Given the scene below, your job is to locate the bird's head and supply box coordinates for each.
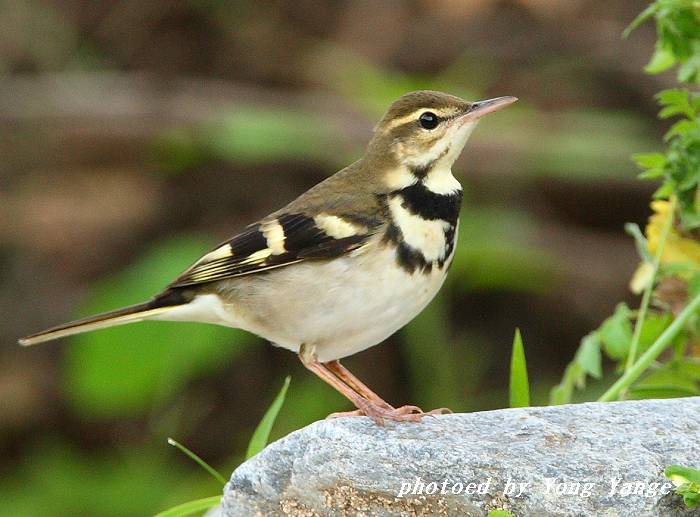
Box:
[368,90,517,177]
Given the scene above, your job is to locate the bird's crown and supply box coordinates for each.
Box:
[376,90,470,131]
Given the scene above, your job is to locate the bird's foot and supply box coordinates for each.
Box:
[391,405,452,420]
[327,403,452,425]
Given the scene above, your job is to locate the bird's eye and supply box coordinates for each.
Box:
[418,111,439,130]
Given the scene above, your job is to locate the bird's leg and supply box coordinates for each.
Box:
[324,360,393,410]
[324,360,451,418]
[298,345,384,422]
[298,345,444,425]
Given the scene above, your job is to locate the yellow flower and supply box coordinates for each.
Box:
[647,200,700,266]
[630,200,700,294]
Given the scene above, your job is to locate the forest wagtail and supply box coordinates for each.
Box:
[20,91,517,424]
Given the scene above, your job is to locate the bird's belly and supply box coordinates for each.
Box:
[218,243,451,362]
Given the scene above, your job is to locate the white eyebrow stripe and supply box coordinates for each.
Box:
[383,109,425,130]
[382,108,454,131]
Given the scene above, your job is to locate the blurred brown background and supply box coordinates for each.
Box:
[0,1,671,515]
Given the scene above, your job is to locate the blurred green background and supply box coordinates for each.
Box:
[0,0,676,515]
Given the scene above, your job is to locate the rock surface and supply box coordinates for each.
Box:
[221,398,700,516]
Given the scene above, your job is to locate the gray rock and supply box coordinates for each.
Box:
[221,398,700,516]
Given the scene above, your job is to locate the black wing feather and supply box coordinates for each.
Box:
[169,213,377,288]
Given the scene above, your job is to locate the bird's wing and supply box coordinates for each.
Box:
[168,212,381,288]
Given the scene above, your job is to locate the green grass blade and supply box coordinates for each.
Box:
[153,495,222,517]
[167,438,226,486]
[509,328,530,408]
[245,376,291,460]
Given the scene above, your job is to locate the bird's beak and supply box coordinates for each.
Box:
[460,96,518,121]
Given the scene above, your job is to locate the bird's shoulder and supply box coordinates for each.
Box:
[168,161,388,288]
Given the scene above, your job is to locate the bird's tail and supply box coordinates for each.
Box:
[19,291,188,346]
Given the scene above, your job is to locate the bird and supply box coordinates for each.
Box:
[20,90,516,424]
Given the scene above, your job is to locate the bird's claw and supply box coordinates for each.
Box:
[327,402,452,425]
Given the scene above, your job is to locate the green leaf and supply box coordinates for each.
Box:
[653,181,675,199]
[632,358,700,399]
[666,465,700,486]
[639,168,665,180]
[678,53,700,83]
[660,105,687,119]
[245,376,291,459]
[486,511,515,517]
[631,2,700,83]
[657,88,690,107]
[680,207,700,230]
[599,304,633,360]
[598,290,700,402]
[629,384,699,398]
[63,235,255,418]
[678,358,700,379]
[680,490,700,509]
[680,209,700,231]
[665,119,697,139]
[549,362,581,405]
[637,312,673,353]
[509,329,530,408]
[645,46,677,74]
[633,152,666,171]
[153,496,222,517]
[576,333,603,379]
[665,465,700,509]
[549,332,602,405]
